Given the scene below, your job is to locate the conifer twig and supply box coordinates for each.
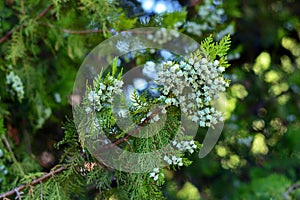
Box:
[0,4,54,44]
[0,166,65,199]
[102,106,166,149]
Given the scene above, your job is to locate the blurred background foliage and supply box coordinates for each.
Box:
[0,0,300,199]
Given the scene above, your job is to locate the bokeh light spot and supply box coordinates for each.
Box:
[253,52,271,75]
[251,133,269,155]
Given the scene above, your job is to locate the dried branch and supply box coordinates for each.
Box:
[102,106,166,149]
[0,166,65,199]
[35,4,54,21]
[0,4,54,44]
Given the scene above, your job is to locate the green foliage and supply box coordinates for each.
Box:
[240,173,291,199]
[161,10,187,28]
[0,0,299,199]
[112,12,138,30]
[201,34,231,62]
[6,31,26,65]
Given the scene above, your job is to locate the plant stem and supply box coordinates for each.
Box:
[0,4,54,44]
[101,106,167,149]
[1,135,25,176]
[0,166,65,199]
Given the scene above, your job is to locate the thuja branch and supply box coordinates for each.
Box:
[102,106,166,149]
[0,166,65,199]
[0,3,54,44]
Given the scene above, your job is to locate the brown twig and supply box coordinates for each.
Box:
[0,4,54,44]
[35,4,54,21]
[101,106,165,150]
[0,166,65,199]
